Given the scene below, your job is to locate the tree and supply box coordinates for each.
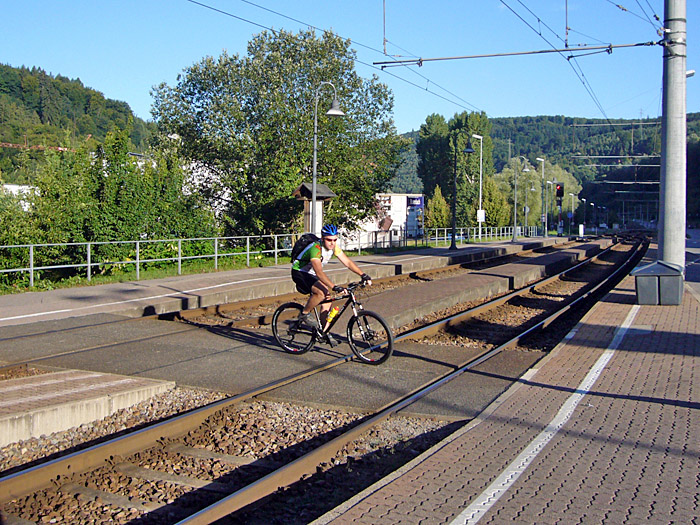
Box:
[424,185,450,229]
[479,176,510,227]
[151,29,405,236]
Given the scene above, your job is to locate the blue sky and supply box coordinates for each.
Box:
[2,1,697,133]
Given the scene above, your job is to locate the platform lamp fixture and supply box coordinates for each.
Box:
[536,157,546,237]
[312,81,345,236]
[569,193,575,235]
[450,136,475,250]
[513,156,530,242]
[581,197,587,231]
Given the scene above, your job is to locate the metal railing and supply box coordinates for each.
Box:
[0,225,537,286]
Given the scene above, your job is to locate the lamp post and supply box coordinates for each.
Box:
[312,81,344,235]
[536,157,545,237]
[450,136,475,250]
[513,156,529,242]
[569,193,575,235]
[590,202,595,233]
[473,134,483,241]
[525,184,536,237]
[581,197,587,233]
[546,180,555,236]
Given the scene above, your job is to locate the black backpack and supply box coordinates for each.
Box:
[291,233,319,261]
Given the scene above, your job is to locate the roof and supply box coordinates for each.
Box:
[293,183,337,201]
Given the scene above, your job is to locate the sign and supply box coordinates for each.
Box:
[477,209,486,223]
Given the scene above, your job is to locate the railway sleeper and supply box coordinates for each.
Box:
[163,442,279,470]
[113,462,232,494]
[58,481,162,511]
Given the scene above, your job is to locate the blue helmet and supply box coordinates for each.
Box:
[321,224,338,237]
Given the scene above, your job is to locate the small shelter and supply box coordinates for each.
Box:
[293,182,337,234]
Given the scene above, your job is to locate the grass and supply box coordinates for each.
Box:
[0,243,433,295]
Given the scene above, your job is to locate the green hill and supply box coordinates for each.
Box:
[0,63,155,183]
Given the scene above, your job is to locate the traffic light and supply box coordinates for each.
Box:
[556,183,564,206]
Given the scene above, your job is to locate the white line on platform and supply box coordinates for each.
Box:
[450,304,640,525]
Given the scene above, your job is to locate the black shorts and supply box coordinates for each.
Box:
[292,270,320,295]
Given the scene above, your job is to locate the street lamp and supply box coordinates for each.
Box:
[473,134,483,241]
[536,157,545,237]
[546,180,556,236]
[312,81,345,235]
[568,193,575,235]
[525,184,536,237]
[450,136,475,250]
[513,156,529,242]
[590,202,595,232]
[581,197,587,232]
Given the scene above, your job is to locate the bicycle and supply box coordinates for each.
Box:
[271,281,394,365]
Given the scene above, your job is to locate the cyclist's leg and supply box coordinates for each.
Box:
[292,271,324,328]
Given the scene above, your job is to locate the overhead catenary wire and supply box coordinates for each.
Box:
[185,0,483,117]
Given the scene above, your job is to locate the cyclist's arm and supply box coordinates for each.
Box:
[336,251,370,282]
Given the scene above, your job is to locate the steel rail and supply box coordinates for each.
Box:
[398,240,623,341]
[177,237,646,524]
[0,353,352,504]
[0,237,638,514]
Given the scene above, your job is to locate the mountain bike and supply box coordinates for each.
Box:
[271,281,394,365]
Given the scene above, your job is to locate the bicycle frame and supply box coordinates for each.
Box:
[312,283,365,334]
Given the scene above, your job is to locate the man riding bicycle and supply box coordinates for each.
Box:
[291,224,371,329]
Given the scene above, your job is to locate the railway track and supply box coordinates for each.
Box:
[0,235,646,524]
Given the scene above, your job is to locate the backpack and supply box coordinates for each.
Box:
[291,233,320,261]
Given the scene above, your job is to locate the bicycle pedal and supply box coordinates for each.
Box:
[325,334,339,348]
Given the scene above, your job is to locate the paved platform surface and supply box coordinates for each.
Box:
[313,239,700,524]
[0,370,174,447]
[0,238,572,443]
[0,238,564,328]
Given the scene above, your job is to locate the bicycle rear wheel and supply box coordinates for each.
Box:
[347,310,394,365]
[272,302,316,354]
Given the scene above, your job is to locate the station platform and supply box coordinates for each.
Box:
[0,238,567,329]
[313,243,700,524]
[0,237,572,444]
[0,370,174,447]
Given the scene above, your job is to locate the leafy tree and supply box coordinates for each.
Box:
[478,176,510,227]
[424,185,450,229]
[416,114,450,200]
[417,111,494,227]
[151,29,405,236]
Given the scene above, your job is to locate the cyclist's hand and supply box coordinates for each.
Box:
[332,285,345,293]
[360,273,372,286]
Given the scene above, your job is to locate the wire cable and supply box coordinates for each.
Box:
[192,0,484,116]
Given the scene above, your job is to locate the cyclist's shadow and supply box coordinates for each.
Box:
[182,319,346,358]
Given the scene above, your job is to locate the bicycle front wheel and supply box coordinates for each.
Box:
[272,302,316,354]
[347,310,394,365]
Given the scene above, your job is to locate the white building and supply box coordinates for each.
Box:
[1,184,34,211]
[348,193,424,251]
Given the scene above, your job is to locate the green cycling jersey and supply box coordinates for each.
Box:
[292,241,343,275]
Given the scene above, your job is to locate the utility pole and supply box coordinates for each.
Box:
[659,0,687,271]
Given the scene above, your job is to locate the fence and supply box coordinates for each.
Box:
[0,225,538,287]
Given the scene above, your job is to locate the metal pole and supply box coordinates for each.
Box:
[450,137,458,250]
[473,134,483,242]
[569,193,575,235]
[659,0,687,269]
[537,158,546,237]
[312,92,319,236]
[311,81,343,237]
[512,163,518,242]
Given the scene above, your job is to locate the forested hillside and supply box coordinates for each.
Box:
[391,114,700,223]
[0,64,155,183]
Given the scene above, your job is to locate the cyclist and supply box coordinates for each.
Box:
[292,224,371,329]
